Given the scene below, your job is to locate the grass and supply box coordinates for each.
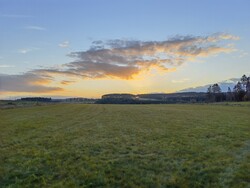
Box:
[0,103,250,187]
[0,100,52,109]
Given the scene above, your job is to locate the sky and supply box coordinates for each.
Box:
[0,0,250,99]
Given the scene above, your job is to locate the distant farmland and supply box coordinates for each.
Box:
[0,103,249,187]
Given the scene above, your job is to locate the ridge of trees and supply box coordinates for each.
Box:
[20,97,52,102]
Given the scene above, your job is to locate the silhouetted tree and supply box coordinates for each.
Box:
[246,80,250,93]
[206,84,224,102]
[212,83,221,93]
[241,75,248,90]
[226,87,233,101]
[245,77,250,100]
[212,83,224,102]
[206,85,213,102]
[233,82,245,101]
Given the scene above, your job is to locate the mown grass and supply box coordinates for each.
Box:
[0,103,249,187]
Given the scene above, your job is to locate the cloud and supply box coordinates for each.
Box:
[239,51,249,58]
[0,64,15,68]
[59,41,70,48]
[0,73,63,93]
[18,47,39,54]
[25,26,46,31]
[60,80,75,85]
[36,33,238,80]
[1,33,239,93]
[18,48,31,54]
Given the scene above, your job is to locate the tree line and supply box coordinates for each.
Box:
[207,74,250,102]
[20,97,52,102]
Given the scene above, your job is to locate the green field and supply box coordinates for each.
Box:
[0,103,250,187]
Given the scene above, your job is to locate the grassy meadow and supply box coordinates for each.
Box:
[0,103,250,187]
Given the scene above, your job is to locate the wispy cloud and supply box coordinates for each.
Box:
[34,33,238,80]
[0,64,15,68]
[25,26,46,31]
[60,80,75,85]
[239,51,249,58]
[18,47,39,54]
[18,49,31,54]
[59,41,70,48]
[0,73,62,93]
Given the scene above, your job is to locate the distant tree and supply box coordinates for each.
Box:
[212,83,221,93]
[206,86,213,102]
[246,80,250,93]
[206,84,224,102]
[207,85,212,93]
[233,82,245,101]
[245,77,250,100]
[226,87,233,101]
[212,83,224,102]
[241,74,248,90]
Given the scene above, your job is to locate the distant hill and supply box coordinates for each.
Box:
[98,92,207,104]
[138,92,206,100]
[178,78,239,92]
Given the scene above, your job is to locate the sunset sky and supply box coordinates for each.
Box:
[0,0,250,99]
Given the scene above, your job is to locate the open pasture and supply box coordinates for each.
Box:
[0,103,249,187]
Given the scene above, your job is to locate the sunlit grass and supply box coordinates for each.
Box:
[0,103,249,187]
